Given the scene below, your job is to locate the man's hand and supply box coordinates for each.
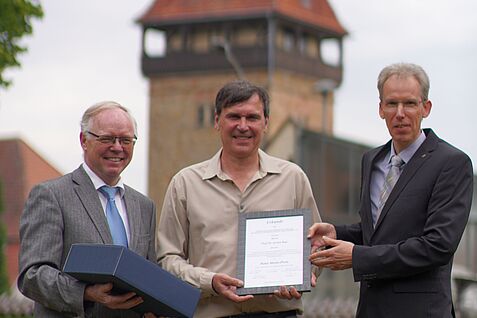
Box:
[309,236,354,270]
[84,283,143,310]
[307,222,337,252]
[212,273,254,303]
[273,286,301,300]
[311,267,322,287]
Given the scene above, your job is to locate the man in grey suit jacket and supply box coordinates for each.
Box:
[308,63,473,317]
[18,101,156,317]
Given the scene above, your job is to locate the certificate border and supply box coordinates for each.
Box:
[236,208,312,295]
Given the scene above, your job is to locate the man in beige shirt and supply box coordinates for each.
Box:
[157,80,321,318]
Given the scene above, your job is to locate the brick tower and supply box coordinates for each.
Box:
[138,0,347,210]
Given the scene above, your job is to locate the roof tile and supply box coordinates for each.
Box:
[139,0,347,35]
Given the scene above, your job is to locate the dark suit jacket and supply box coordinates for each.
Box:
[336,129,473,318]
[18,166,156,318]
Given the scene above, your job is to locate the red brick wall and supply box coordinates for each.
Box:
[0,138,62,285]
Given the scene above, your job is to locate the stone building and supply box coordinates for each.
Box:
[137,0,348,210]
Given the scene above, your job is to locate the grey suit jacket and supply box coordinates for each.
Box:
[336,129,473,317]
[18,166,156,318]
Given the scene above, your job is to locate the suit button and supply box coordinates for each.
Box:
[367,282,372,288]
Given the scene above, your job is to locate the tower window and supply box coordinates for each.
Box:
[282,29,295,52]
[144,28,166,57]
[197,104,205,128]
[168,31,183,52]
[320,38,341,67]
[192,30,209,53]
[210,105,216,126]
[298,33,318,58]
[298,35,306,55]
[197,104,215,128]
[234,26,258,46]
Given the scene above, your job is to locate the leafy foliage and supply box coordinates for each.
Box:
[0,0,43,89]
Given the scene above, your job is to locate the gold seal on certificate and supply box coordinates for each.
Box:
[236,209,312,295]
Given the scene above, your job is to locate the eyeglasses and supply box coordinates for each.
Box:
[381,99,423,113]
[86,131,137,146]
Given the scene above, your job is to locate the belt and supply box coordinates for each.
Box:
[222,310,297,318]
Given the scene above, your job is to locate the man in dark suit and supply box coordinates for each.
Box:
[308,63,473,317]
[18,101,156,317]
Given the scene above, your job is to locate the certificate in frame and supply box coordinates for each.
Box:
[236,208,312,295]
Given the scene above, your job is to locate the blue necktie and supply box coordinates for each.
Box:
[99,186,128,247]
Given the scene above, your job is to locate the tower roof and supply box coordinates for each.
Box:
[139,0,347,36]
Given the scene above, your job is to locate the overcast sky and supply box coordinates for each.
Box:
[1,0,476,194]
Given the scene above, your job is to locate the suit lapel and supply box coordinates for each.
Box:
[72,166,113,244]
[124,186,140,251]
[373,129,438,231]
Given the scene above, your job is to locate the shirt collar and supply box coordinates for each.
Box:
[82,162,125,197]
[202,148,282,180]
[388,130,426,165]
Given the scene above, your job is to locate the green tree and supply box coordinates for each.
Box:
[0,180,8,293]
[0,0,43,89]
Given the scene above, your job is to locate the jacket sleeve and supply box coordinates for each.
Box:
[352,151,473,282]
[336,222,364,245]
[18,183,87,316]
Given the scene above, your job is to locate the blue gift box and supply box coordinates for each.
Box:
[63,244,200,317]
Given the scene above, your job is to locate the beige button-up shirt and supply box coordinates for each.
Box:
[157,149,321,318]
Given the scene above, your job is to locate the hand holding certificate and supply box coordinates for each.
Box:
[236,209,312,295]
